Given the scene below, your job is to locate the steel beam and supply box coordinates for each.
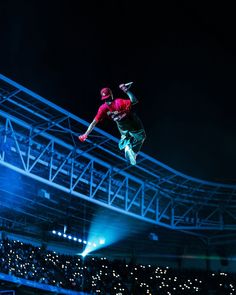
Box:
[0,73,236,231]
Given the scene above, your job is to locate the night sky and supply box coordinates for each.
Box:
[0,0,235,183]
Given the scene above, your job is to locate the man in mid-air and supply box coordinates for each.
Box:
[79,82,146,165]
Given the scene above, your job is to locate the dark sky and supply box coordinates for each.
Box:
[0,0,236,184]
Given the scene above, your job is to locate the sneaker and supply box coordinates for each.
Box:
[125,146,136,165]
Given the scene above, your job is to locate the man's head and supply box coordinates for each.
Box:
[100,87,113,103]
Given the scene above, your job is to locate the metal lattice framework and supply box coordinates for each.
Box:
[0,73,236,232]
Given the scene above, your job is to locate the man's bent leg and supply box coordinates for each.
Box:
[117,128,136,165]
[124,145,137,165]
[117,128,130,151]
[129,129,146,154]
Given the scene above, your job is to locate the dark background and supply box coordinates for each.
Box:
[0,0,235,183]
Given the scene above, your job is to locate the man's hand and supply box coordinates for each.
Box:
[119,82,133,92]
[119,84,129,92]
[78,134,88,142]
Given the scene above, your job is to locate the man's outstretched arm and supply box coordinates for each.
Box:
[78,119,97,142]
[126,90,138,105]
[119,83,138,105]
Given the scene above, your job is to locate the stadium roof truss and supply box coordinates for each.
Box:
[0,73,236,235]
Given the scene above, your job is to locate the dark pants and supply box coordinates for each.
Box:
[117,127,146,154]
[116,112,146,154]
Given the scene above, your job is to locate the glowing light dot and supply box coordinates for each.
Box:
[99,239,105,245]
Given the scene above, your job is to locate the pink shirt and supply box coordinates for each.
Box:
[94,98,131,123]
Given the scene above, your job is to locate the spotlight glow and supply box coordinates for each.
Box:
[82,210,143,256]
[81,251,88,258]
[99,239,105,245]
[51,231,98,253]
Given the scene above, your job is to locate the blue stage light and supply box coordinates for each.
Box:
[51,230,100,250]
[81,251,87,257]
[81,209,144,256]
[99,239,105,245]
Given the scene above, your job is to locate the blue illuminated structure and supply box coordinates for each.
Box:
[0,73,236,234]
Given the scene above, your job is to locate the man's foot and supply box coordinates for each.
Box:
[125,146,136,165]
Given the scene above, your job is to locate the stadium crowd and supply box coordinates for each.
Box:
[0,238,235,294]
